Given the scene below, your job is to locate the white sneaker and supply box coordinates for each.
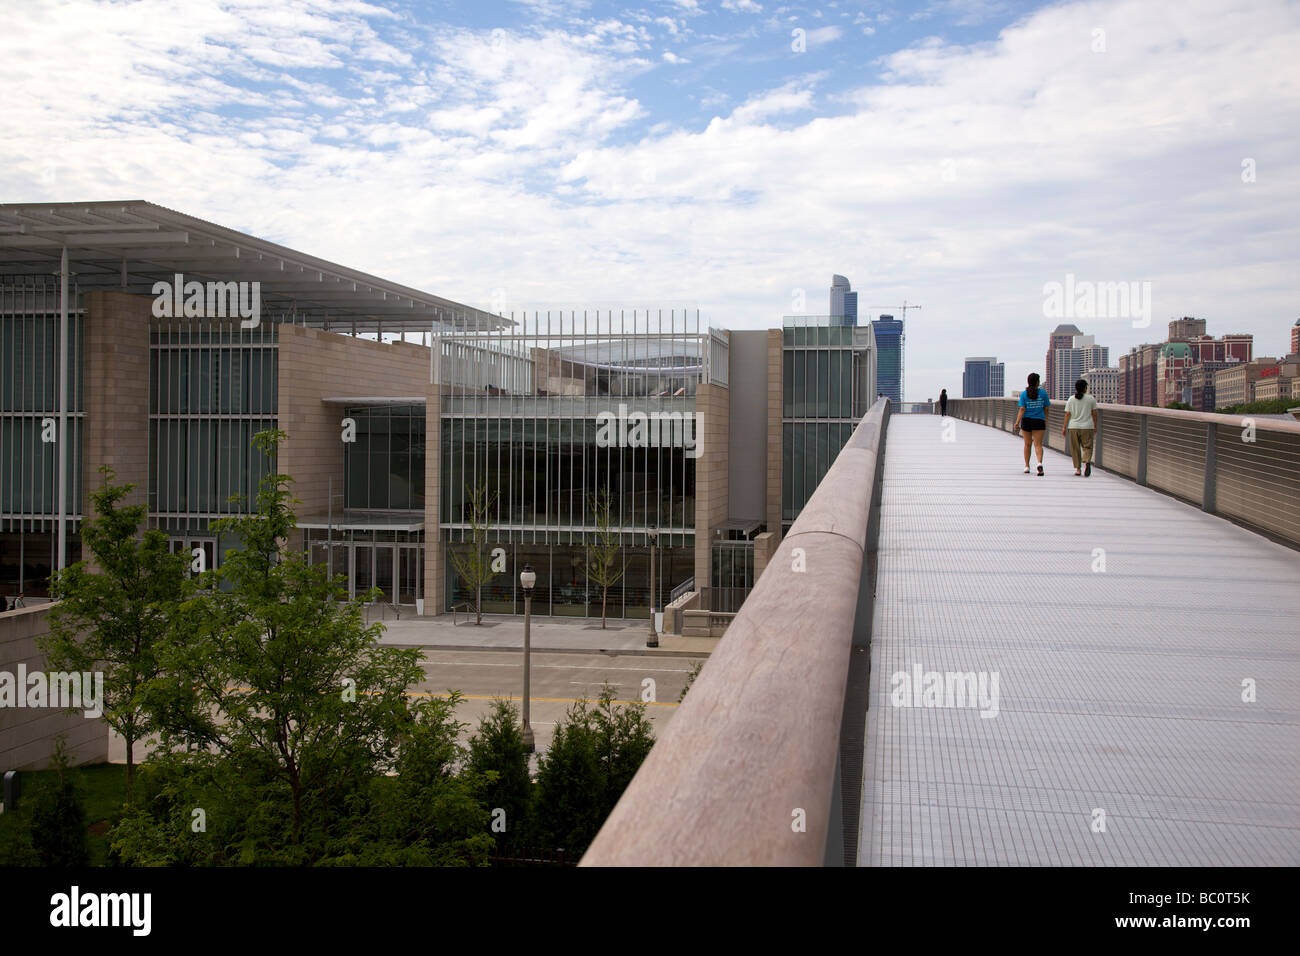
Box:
[1023,466,1031,474]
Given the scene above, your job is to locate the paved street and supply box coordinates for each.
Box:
[108,633,707,765]
[414,649,700,759]
[372,611,716,656]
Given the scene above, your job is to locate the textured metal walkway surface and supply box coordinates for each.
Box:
[859,416,1300,866]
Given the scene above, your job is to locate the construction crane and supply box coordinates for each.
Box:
[866,301,922,319]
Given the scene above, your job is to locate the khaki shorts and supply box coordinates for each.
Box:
[1068,428,1095,468]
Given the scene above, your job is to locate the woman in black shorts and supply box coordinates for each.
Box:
[1012,372,1050,475]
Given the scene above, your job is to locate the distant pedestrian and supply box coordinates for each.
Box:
[939,388,948,417]
[1063,378,1099,476]
[1013,372,1050,475]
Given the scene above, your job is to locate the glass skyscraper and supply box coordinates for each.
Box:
[871,314,905,403]
[829,275,858,326]
[962,357,1005,398]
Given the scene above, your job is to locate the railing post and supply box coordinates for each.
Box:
[1137,414,1149,487]
[1202,422,1217,513]
[1094,412,1103,468]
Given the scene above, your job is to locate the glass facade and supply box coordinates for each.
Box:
[441,417,696,541]
[781,317,874,524]
[709,540,754,613]
[0,278,85,596]
[446,541,693,620]
[438,310,718,616]
[302,526,424,605]
[148,321,279,542]
[872,315,905,404]
[344,405,426,511]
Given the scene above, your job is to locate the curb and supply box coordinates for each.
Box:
[382,642,711,659]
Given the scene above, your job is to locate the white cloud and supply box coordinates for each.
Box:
[3,0,1299,400]
[722,0,764,12]
[806,25,843,45]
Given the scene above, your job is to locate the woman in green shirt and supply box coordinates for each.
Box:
[1062,379,1099,476]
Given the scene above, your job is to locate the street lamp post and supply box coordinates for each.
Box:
[646,526,659,648]
[520,565,536,753]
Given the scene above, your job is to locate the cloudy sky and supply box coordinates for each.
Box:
[3,0,1297,400]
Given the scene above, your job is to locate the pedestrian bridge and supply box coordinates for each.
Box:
[582,399,1300,866]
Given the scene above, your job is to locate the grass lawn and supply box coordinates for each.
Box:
[0,763,128,866]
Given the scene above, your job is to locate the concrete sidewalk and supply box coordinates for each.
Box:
[374,612,717,657]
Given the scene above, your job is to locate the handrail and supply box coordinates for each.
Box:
[668,577,695,603]
[364,599,402,621]
[581,398,889,866]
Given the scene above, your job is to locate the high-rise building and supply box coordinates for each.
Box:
[1185,332,1252,364]
[1117,322,1253,407]
[1187,360,1235,412]
[828,275,858,326]
[1254,355,1300,402]
[1081,367,1120,404]
[1213,358,1278,408]
[1045,323,1082,398]
[962,357,1005,397]
[1052,333,1108,400]
[1119,343,1162,406]
[1291,319,1299,356]
[1168,316,1208,341]
[871,314,905,403]
[1155,342,1195,406]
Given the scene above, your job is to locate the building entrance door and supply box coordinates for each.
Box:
[397,545,420,606]
[373,545,395,604]
[354,545,373,600]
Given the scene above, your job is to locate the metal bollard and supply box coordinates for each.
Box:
[3,770,18,812]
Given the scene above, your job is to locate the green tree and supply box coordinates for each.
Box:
[320,692,493,866]
[1216,397,1297,415]
[531,686,655,856]
[41,466,188,804]
[29,740,90,867]
[466,698,533,844]
[678,660,704,702]
[448,481,500,625]
[157,430,427,859]
[584,488,624,629]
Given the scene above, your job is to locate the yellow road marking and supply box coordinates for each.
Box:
[224,686,679,708]
[415,690,679,708]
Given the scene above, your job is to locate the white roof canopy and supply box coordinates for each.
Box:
[0,200,508,332]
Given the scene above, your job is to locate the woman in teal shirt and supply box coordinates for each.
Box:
[1012,372,1050,475]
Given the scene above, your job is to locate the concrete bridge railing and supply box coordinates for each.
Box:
[581,399,890,866]
[947,398,1300,549]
